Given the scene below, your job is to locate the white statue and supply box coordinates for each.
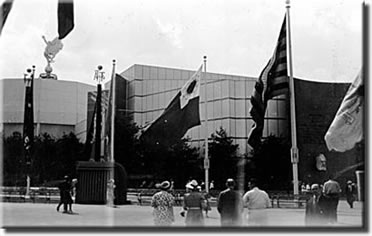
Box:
[42,36,63,64]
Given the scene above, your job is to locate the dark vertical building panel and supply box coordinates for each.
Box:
[294,78,363,188]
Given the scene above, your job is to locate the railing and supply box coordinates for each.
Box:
[1,186,309,208]
[1,186,60,203]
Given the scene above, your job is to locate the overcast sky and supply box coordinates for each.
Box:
[0,0,363,86]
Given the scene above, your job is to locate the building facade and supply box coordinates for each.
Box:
[1,78,95,141]
[121,64,288,155]
[119,64,363,189]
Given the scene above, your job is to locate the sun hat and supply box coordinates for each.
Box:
[185,180,198,190]
[156,181,171,190]
[311,184,319,190]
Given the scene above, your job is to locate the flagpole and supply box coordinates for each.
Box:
[107,59,116,207]
[203,55,210,193]
[286,0,299,196]
[110,59,116,163]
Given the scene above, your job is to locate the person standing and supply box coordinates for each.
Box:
[320,175,341,224]
[106,179,116,208]
[217,178,244,226]
[242,178,271,226]
[305,184,323,226]
[181,180,207,226]
[57,175,73,213]
[345,180,356,208]
[150,180,175,226]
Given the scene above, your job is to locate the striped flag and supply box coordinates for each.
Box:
[248,16,289,149]
[324,70,364,152]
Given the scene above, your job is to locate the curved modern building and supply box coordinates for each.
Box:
[0,78,95,141]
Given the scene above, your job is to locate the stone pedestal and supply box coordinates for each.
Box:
[76,161,114,204]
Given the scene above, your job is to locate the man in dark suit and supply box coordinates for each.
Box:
[217,178,243,226]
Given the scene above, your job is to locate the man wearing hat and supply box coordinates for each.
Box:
[217,178,244,226]
[57,175,73,213]
[150,180,175,226]
[305,184,323,226]
[182,180,207,226]
[345,180,356,208]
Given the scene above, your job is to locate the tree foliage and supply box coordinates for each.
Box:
[208,127,240,189]
[249,135,291,191]
[2,132,84,186]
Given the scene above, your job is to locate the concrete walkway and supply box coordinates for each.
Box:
[1,200,364,230]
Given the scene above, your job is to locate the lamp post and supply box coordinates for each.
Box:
[23,65,35,197]
[94,65,105,162]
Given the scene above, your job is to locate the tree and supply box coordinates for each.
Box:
[249,135,291,191]
[2,132,24,186]
[208,127,240,190]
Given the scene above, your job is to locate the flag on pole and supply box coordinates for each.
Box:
[23,70,35,165]
[324,70,364,152]
[58,0,74,40]
[0,0,13,35]
[140,65,202,147]
[248,16,289,149]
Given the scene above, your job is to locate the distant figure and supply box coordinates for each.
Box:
[151,181,175,226]
[217,178,243,226]
[345,180,357,208]
[106,179,116,207]
[202,190,212,218]
[319,175,341,224]
[301,183,307,194]
[242,178,271,226]
[210,180,215,190]
[57,175,73,213]
[181,180,207,226]
[305,184,324,226]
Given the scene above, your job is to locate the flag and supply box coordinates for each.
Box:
[324,70,364,152]
[140,65,202,147]
[58,0,74,40]
[23,70,35,165]
[0,0,14,35]
[248,16,288,149]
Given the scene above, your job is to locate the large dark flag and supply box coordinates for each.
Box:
[140,65,202,147]
[58,0,74,40]
[23,70,35,165]
[324,70,364,152]
[248,16,288,149]
[0,0,14,35]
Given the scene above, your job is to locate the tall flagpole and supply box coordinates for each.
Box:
[286,0,299,195]
[107,59,116,207]
[203,55,210,193]
[110,59,116,163]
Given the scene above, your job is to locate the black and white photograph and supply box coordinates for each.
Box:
[0,0,367,233]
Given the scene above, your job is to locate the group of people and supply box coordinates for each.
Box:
[150,178,271,227]
[150,175,358,227]
[305,176,357,226]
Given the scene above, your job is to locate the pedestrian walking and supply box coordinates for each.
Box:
[181,180,207,226]
[56,175,73,214]
[345,180,357,208]
[319,175,341,224]
[242,178,271,226]
[202,190,212,218]
[217,178,243,226]
[305,184,324,226]
[150,180,175,226]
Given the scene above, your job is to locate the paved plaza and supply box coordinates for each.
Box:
[1,199,365,231]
